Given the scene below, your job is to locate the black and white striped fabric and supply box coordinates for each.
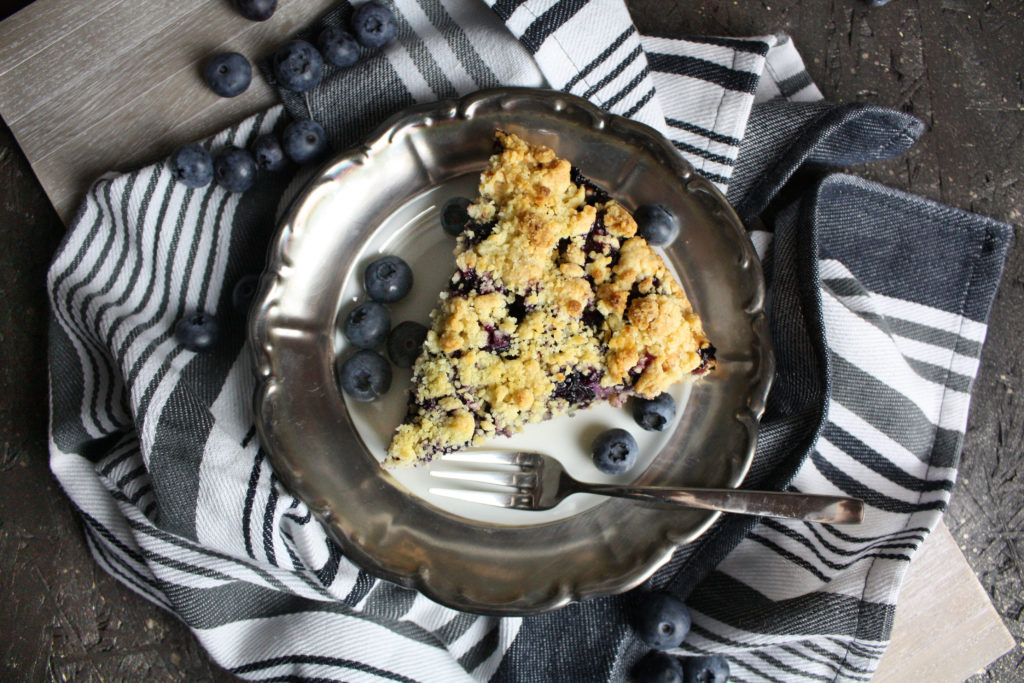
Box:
[47,1,1012,681]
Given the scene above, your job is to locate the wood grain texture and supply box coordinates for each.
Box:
[0,0,1021,680]
[0,0,336,220]
[875,524,1016,682]
[0,0,124,69]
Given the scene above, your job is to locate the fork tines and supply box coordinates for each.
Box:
[438,450,537,467]
[430,468,536,489]
[427,488,533,509]
[428,451,538,508]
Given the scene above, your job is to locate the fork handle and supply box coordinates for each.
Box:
[583,485,864,524]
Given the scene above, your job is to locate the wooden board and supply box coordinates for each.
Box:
[0,0,1016,679]
[875,523,1015,682]
[0,0,335,222]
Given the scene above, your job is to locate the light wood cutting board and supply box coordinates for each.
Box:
[0,0,335,221]
[0,0,1015,679]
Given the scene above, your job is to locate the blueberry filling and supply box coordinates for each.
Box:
[570,166,611,205]
[625,281,646,310]
[581,308,605,334]
[553,369,605,406]
[483,326,511,353]
[628,354,655,383]
[457,219,496,247]
[448,269,498,296]
[461,395,483,412]
[556,237,572,259]
[693,344,717,374]
[582,218,609,257]
[507,294,528,324]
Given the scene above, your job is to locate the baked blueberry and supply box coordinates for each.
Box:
[694,344,717,376]
[441,197,473,237]
[174,312,219,351]
[272,40,324,92]
[338,349,392,401]
[252,133,287,171]
[344,301,390,349]
[213,146,257,192]
[682,655,729,683]
[571,166,612,205]
[554,369,598,406]
[364,255,413,303]
[635,592,691,650]
[169,143,214,188]
[632,651,684,683]
[232,274,260,314]
[204,52,252,97]
[282,119,328,164]
[632,392,676,432]
[351,2,397,48]
[591,428,637,475]
[634,205,678,246]
[387,321,428,368]
[319,26,361,68]
[867,0,891,5]
[236,0,276,20]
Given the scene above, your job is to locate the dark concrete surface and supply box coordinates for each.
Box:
[1,0,1021,680]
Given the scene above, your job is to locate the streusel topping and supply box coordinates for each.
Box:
[386,132,714,467]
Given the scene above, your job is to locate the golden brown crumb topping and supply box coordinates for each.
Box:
[385,131,713,467]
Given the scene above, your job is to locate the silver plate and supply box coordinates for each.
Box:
[250,88,773,616]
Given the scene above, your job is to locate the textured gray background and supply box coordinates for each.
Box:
[1,0,1021,680]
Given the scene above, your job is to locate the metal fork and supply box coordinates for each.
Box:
[429,451,864,524]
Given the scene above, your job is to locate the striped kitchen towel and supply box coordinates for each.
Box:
[46,0,1012,681]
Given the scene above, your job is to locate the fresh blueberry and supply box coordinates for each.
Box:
[635,592,692,650]
[364,255,413,303]
[174,312,219,351]
[632,651,684,683]
[867,0,891,5]
[232,274,260,314]
[387,321,428,368]
[634,205,678,246]
[440,197,473,237]
[236,0,276,21]
[338,349,392,401]
[351,2,397,49]
[344,301,391,349]
[319,26,361,68]
[204,52,252,97]
[282,119,328,164]
[632,392,676,432]
[213,146,257,192]
[252,133,287,171]
[272,40,324,92]
[682,655,730,683]
[591,428,638,475]
[169,143,213,188]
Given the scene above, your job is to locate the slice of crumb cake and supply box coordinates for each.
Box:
[385,131,715,467]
